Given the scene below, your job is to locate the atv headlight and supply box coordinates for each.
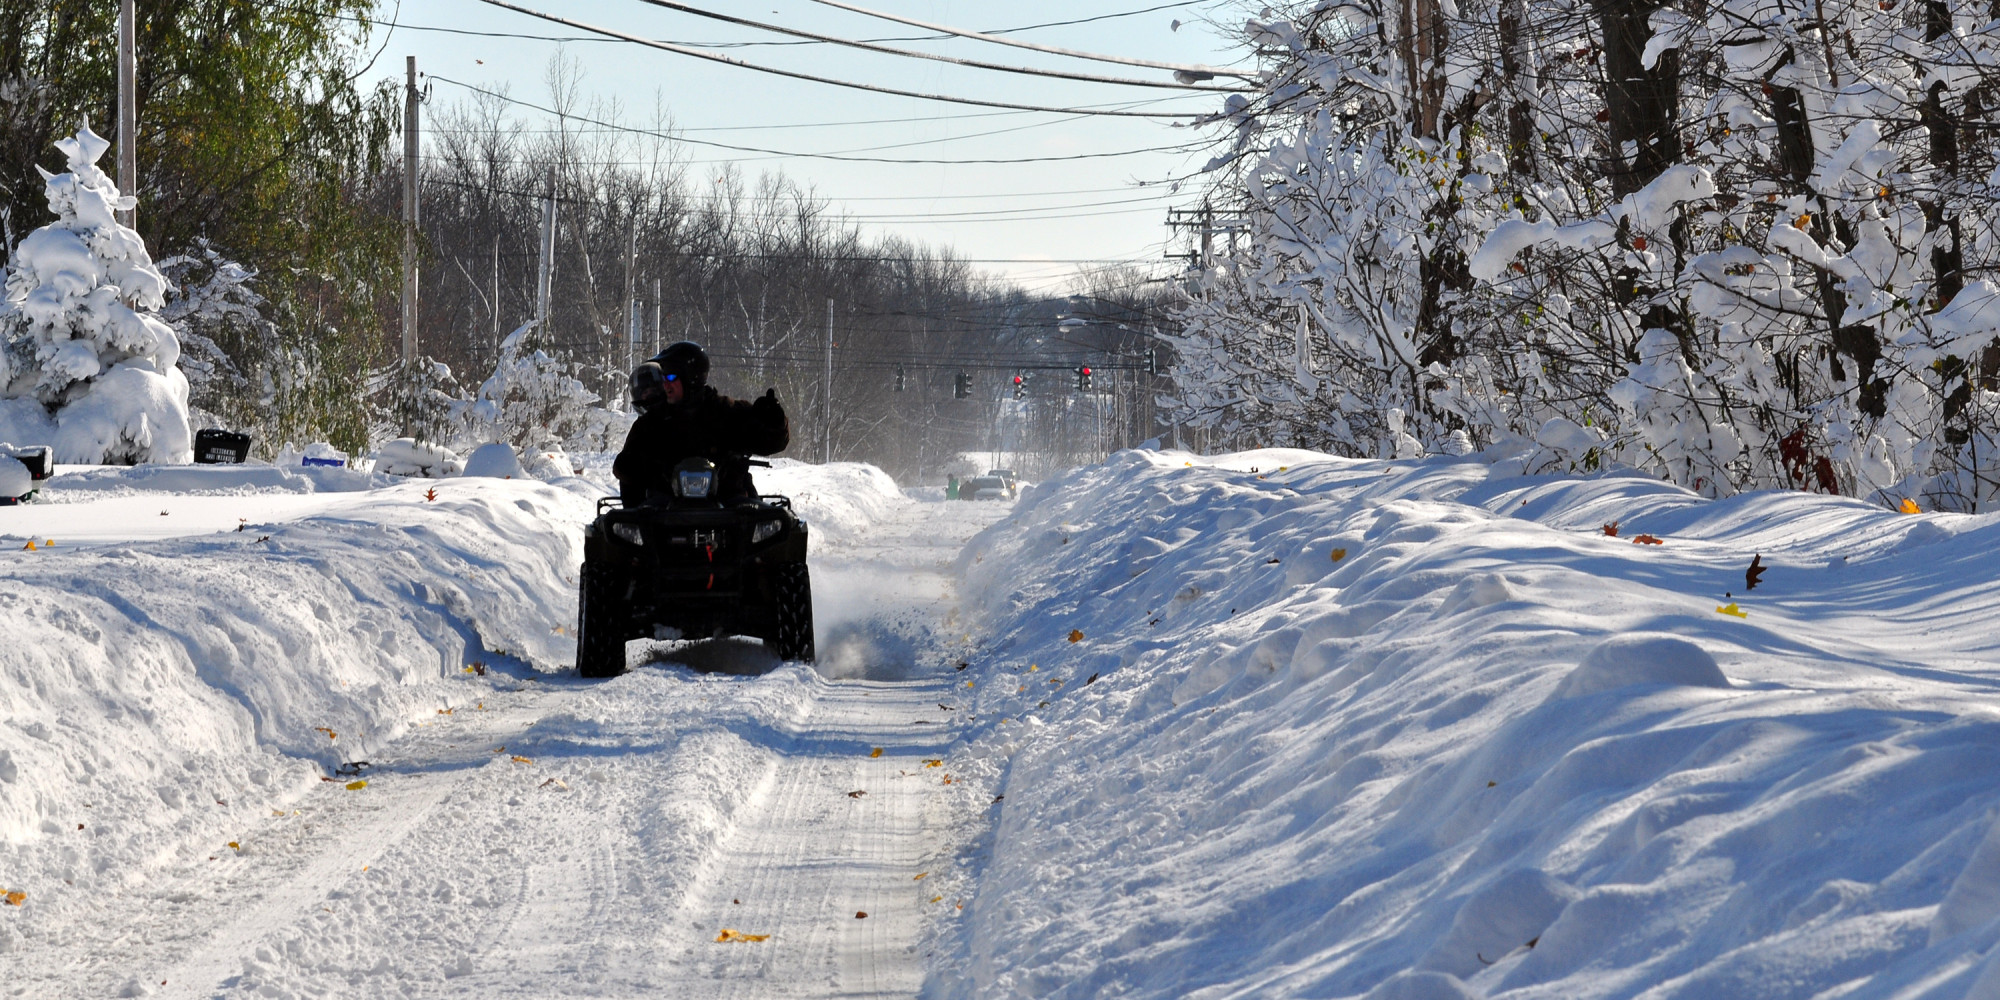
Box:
[677,468,715,498]
[611,522,645,545]
[751,519,783,544]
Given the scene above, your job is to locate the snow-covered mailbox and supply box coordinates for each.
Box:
[0,444,53,505]
[193,428,251,464]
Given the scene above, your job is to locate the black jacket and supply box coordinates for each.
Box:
[613,385,789,502]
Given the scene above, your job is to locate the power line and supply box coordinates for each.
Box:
[310,0,1217,49]
[626,0,1250,93]
[415,165,1175,216]
[466,0,1211,118]
[410,163,1172,201]
[807,0,1253,81]
[426,96,1205,136]
[430,76,1211,164]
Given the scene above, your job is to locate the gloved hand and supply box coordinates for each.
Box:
[753,388,781,416]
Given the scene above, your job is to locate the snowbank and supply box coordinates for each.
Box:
[930,447,2000,999]
[0,459,909,917]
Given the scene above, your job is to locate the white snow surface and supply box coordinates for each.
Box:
[6,446,2000,998]
[936,447,2000,999]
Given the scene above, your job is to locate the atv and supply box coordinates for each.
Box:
[575,457,814,677]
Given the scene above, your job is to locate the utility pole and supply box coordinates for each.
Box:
[401,56,420,364]
[823,298,834,465]
[535,175,555,333]
[650,277,662,357]
[491,234,501,353]
[622,223,639,367]
[117,0,135,229]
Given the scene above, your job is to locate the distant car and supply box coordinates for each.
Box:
[959,475,1013,501]
[986,468,1018,490]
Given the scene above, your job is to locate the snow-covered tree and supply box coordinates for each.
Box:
[1176,0,2000,508]
[159,241,283,448]
[446,321,632,455]
[0,124,191,464]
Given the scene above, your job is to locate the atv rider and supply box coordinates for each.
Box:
[613,341,790,503]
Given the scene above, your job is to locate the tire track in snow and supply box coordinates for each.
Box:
[137,703,549,1000]
[657,677,955,999]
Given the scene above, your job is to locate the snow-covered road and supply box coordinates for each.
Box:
[0,463,1010,999]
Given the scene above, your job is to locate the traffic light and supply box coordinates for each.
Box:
[1075,365,1093,391]
[1013,374,1025,399]
[954,371,972,399]
[895,364,906,392]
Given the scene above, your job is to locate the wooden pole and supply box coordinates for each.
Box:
[402,56,420,364]
[117,0,135,229]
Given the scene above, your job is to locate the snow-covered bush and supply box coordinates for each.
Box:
[373,437,462,478]
[447,321,632,455]
[159,241,281,447]
[0,124,191,464]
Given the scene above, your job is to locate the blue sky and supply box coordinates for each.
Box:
[361,0,1250,294]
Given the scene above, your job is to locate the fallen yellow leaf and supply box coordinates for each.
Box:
[3,890,23,906]
[1899,497,1920,514]
[1715,603,1748,618]
[966,680,975,688]
[716,929,770,943]
[437,708,453,715]
[1028,664,1037,672]
[1067,629,1085,643]
[345,780,368,790]
[931,895,943,903]
[1330,548,1348,562]
[21,541,34,551]
[870,747,884,758]
[511,755,531,764]
[491,747,505,753]
[227,841,240,851]
[314,727,337,741]
[914,872,929,880]
[924,759,943,768]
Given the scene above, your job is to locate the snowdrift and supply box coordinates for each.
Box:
[934,447,2000,1000]
[0,458,905,909]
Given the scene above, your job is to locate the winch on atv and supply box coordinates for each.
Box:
[575,457,814,677]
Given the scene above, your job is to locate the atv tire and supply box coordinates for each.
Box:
[772,563,815,663]
[576,564,626,678]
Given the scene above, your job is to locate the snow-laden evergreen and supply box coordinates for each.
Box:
[0,124,190,464]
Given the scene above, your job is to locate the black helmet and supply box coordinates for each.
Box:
[629,362,668,415]
[651,341,710,389]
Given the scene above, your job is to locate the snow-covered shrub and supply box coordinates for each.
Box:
[158,241,281,449]
[448,321,632,455]
[373,437,462,478]
[461,441,525,478]
[0,124,190,464]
